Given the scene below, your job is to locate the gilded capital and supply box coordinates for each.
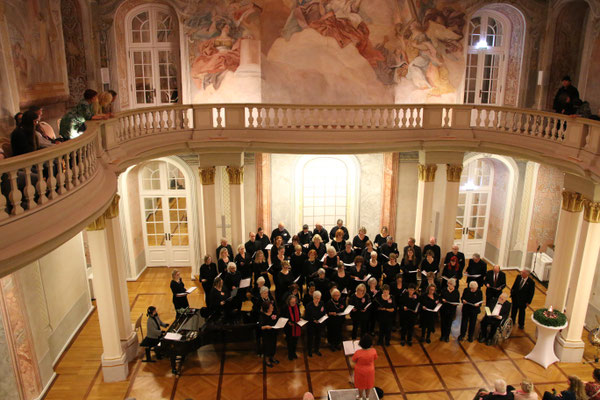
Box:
[446,164,463,182]
[584,200,600,223]
[199,167,216,185]
[418,164,437,182]
[561,191,584,213]
[86,215,106,231]
[226,166,244,185]
[104,194,120,219]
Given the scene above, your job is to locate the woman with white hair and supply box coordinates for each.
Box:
[309,234,327,260]
[223,262,241,292]
[367,250,382,283]
[304,290,326,357]
[323,245,340,279]
[314,268,331,303]
[459,280,483,342]
[234,244,252,283]
[513,380,538,399]
[349,283,370,340]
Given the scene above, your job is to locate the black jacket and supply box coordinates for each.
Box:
[312,227,329,244]
[329,225,349,241]
[510,275,535,306]
[271,228,291,243]
[486,298,511,322]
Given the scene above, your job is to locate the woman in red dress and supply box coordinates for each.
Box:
[352,334,377,400]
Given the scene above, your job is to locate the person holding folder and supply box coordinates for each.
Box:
[401,248,419,286]
[281,295,302,360]
[200,256,218,305]
[376,284,396,346]
[459,281,483,342]
[485,264,507,305]
[439,278,460,342]
[419,284,439,343]
[400,283,419,346]
[352,334,378,400]
[170,269,190,315]
[208,277,227,320]
[326,288,345,351]
[349,283,370,340]
[259,301,280,367]
[305,290,326,357]
[479,293,511,345]
[466,253,487,289]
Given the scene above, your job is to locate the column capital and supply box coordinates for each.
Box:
[561,191,584,213]
[226,166,244,185]
[87,215,106,231]
[199,167,216,185]
[105,194,120,219]
[584,200,600,223]
[418,164,437,182]
[446,164,463,182]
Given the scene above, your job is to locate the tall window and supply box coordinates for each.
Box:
[463,12,509,105]
[127,5,180,107]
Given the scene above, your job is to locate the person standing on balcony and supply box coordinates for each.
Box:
[553,75,580,115]
[59,89,110,140]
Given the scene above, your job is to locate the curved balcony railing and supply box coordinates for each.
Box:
[1,103,599,276]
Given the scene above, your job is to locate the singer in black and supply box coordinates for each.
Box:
[439,278,460,342]
[326,289,346,351]
[465,253,487,289]
[349,283,370,340]
[280,295,302,360]
[259,301,280,367]
[419,284,439,343]
[199,256,218,305]
[510,269,535,330]
[376,284,396,346]
[459,281,483,342]
[400,284,419,346]
[305,290,326,357]
[485,265,506,305]
[382,253,400,286]
[170,269,190,314]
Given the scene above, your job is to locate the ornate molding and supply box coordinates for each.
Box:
[199,167,216,185]
[584,200,600,223]
[226,166,244,185]
[418,164,437,182]
[446,164,463,182]
[104,194,120,219]
[86,215,106,231]
[561,191,584,213]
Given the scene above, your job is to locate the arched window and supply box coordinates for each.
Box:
[126,4,180,107]
[464,11,510,105]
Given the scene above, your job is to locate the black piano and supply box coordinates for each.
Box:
[158,308,257,374]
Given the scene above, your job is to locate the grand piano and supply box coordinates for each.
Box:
[158,307,257,374]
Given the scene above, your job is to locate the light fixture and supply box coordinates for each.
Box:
[475,39,488,50]
[460,181,477,191]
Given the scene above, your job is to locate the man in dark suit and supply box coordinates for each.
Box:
[510,269,535,329]
[402,237,422,266]
[422,236,441,268]
[245,232,261,258]
[329,219,349,241]
[443,245,465,271]
[298,224,313,246]
[466,253,487,289]
[484,264,506,305]
[216,238,233,260]
[478,293,511,345]
[313,223,329,245]
[271,222,291,243]
[256,227,270,249]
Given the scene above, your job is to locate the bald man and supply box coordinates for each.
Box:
[271,222,291,243]
[478,293,511,345]
[484,265,506,305]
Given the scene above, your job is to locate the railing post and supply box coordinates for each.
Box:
[451,107,472,129]
[584,124,600,154]
[102,119,121,150]
[224,105,246,129]
[563,119,586,147]
[193,106,214,129]
[422,105,443,129]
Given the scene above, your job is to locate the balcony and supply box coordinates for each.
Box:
[1,103,599,276]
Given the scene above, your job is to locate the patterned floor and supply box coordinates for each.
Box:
[44,267,600,400]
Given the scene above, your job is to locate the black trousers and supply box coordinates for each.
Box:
[440,307,456,338]
[327,317,344,346]
[378,314,393,344]
[479,316,502,340]
[307,323,322,353]
[351,313,369,340]
[255,325,262,354]
[286,335,299,358]
[511,303,527,328]
[420,312,435,337]
[400,312,416,342]
[460,311,478,339]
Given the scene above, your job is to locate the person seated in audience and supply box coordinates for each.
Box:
[140,306,168,362]
[329,219,349,241]
[59,89,109,139]
[217,236,234,259]
[376,284,396,346]
[380,236,399,260]
[459,281,482,342]
[542,376,587,400]
[374,226,389,248]
[217,247,231,274]
[11,110,40,156]
[353,227,369,251]
[259,301,280,367]
[252,250,271,287]
[305,290,326,357]
[280,294,302,360]
[513,380,538,400]
[309,234,327,260]
[586,369,600,400]
[170,269,190,314]
[326,288,345,351]
[340,241,356,265]
[382,253,400,286]
[349,283,370,340]
[331,262,351,300]
[314,268,331,303]
[277,260,296,305]
[477,379,514,400]
[485,264,507,305]
[245,232,261,257]
[298,224,313,246]
[444,245,466,272]
[29,106,61,148]
[466,253,487,289]
[256,227,271,249]
[313,222,329,245]
[303,393,315,400]
[401,246,419,286]
[271,221,291,243]
[400,283,419,346]
[200,255,218,304]
[331,228,347,254]
[423,236,441,267]
[403,237,422,266]
[510,269,535,330]
[367,250,382,283]
[442,256,463,290]
[439,278,459,342]
[478,293,511,345]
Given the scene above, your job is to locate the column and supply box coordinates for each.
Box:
[439,164,463,253]
[227,166,245,250]
[555,199,600,362]
[86,212,128,382]
[544,191,584,311]
[414,164,437,247]
[380,152,400,238]
[104,195,138,362]
[255,153,272,233]
[199,167,218,254]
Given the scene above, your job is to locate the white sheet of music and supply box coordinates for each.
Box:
[164,332,182,341]
[265,244,273,251]
[297,319,308,327]
[343,340,362,356]
[337,305,354,316]
[273,317,289,329]
[318,315,329,324]
[239,278,251,288]
[186,287,197,294]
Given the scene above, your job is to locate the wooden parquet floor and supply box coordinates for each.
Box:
[43,267,600,400]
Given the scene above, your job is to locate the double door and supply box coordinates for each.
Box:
[454,191,490,257]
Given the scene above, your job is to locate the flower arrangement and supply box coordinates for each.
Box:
[533,306,567,327]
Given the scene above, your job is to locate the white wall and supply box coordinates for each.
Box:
[394,158,419,243]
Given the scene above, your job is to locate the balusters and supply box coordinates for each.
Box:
[0,177,8,221]
[35,162,48,205]
[64,153,73,191]
[56,156,66,195]
[415,107,422,127]
[46,158,58,200]
[408,108,415,127]
[475,109,482,127]
[400,108,407,128]
[247,107,255,128]
[255,107,262,128]
[23,168,36,210]
[443,108,451,127]
[8,170,24,215]
[72,150,80,186]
